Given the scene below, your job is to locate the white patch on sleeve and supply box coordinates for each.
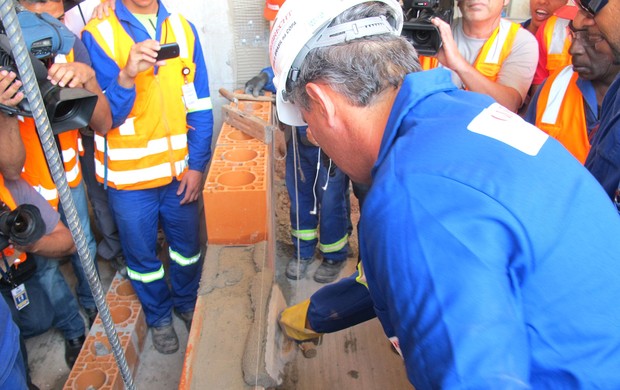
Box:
[467,103,548,156]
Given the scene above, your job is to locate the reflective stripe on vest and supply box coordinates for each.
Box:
[544,16,572,75]
[420,19,520,83]
[126,265,165,283]
[292,228,318,241]
[86,13,202,190]
[169,248,201,266]
[355,262,368,288]
[318,234,349,254]
[536,66,589,163]
[19,117,59,209]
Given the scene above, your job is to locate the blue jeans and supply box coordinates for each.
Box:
[1,255,85,340]
[286,128,349,261]
[59,180,98,311]
[108,180,202,327]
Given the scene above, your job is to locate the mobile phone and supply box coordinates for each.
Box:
[156,43,180,61]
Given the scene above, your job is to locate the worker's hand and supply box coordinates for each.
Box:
[178,169,203,205]
[431,17,468,74]
[0,69,24,108]
[47,62,95,88]
[119,40,164,87]
[91,0,116,20]
[244,71,269,97]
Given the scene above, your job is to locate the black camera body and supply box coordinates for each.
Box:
[0,10,98,134]
[0,203,46,252]
[402,0,454,56]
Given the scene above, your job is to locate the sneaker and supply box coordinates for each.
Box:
[285,257,315,280]
[313,259,346,284]
[84,307,98,327]
[64,334,85,368]
[151,324,179,354]
[174,309,194,332]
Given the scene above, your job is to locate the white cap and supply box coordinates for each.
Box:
[269,0,403,126]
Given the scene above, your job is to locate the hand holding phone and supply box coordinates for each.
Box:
[156,43,180,61]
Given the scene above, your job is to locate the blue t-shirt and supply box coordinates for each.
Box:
[361,68,620,389]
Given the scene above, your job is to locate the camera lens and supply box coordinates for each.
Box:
[413,30,432,45]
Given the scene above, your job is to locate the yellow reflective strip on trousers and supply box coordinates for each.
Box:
[169,249,201,266]
[291,229,317,241]
[319,234,349,253]
[355,262,368,288]
[126,265,165,283]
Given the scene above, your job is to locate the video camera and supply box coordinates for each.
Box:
[0,203,46,252]
[402,0,454,56]
[0,9,97,134]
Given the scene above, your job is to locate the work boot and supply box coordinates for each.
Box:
[109,254,128,279]
[151,324,179,354]
[84,307,98,327]
[285,257,315,280]
[174,309,194,332]
[313,259,347,284]
[64,334,85,368]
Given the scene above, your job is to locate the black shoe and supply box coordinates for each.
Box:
[313,260,347,284]
[174,309,194,332]
[151,324,179,354]
[285,257,315,280]
[84,307,98,327]
[109,254,128,279]
[65,335,85,368]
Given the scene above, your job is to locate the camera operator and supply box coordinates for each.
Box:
[421,0,538,112]
[0,70,29,390]
[0,70,86,387]
[17,0,113,328]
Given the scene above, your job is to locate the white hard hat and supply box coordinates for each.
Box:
[269,0,404,126]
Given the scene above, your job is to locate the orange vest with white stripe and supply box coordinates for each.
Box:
[0,175,28,264]
[19,49,82,209]
[420,19,521,83]
[84,13,197,190]
[541,16,572,76]
[535,66,589,163]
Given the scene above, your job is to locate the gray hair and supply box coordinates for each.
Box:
[288,2,421,110]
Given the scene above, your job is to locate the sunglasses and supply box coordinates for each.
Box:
[576,0,609,16]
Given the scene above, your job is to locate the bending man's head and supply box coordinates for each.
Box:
[269,0,421,127]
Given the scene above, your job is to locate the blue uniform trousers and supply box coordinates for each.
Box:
[108,180,202,327]
[285,128,349,261]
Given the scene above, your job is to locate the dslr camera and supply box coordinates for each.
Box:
[0,203,46,252]
[402,0,454,56]
[0,9,97,134]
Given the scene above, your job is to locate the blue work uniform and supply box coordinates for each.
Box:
[362,68,620,388]
[585,74,620,199]
[82,0,213,326]
[263,67,349,262]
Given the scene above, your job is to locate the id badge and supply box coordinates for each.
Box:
[182,82,198,110]
[11,283,29,311]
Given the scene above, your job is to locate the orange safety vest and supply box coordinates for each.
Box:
[84,13,198,190]
[0,175,28,264]
[541,16,572,76]
[535,66,589,163]
[19,49,82,209]
[420,19,521,83]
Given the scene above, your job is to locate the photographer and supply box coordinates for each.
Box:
[16,0,113,327]
[420,0,538,112]
[0,70,86,382]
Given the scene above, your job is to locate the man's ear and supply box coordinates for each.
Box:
[305,82,336,127]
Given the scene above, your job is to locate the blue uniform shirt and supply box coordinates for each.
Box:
[361,68,620,389]
[585,74,620,198]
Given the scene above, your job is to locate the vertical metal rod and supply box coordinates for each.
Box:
[0,2,135,388]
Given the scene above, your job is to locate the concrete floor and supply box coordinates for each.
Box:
[26,258,189,390]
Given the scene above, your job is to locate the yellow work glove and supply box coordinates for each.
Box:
[278,299,323,342]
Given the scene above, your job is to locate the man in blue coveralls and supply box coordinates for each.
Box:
[270,0,620,388]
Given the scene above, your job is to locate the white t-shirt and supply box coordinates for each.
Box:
[448,18,538,101]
